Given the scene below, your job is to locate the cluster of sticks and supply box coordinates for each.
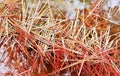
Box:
[0,0,120,76]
